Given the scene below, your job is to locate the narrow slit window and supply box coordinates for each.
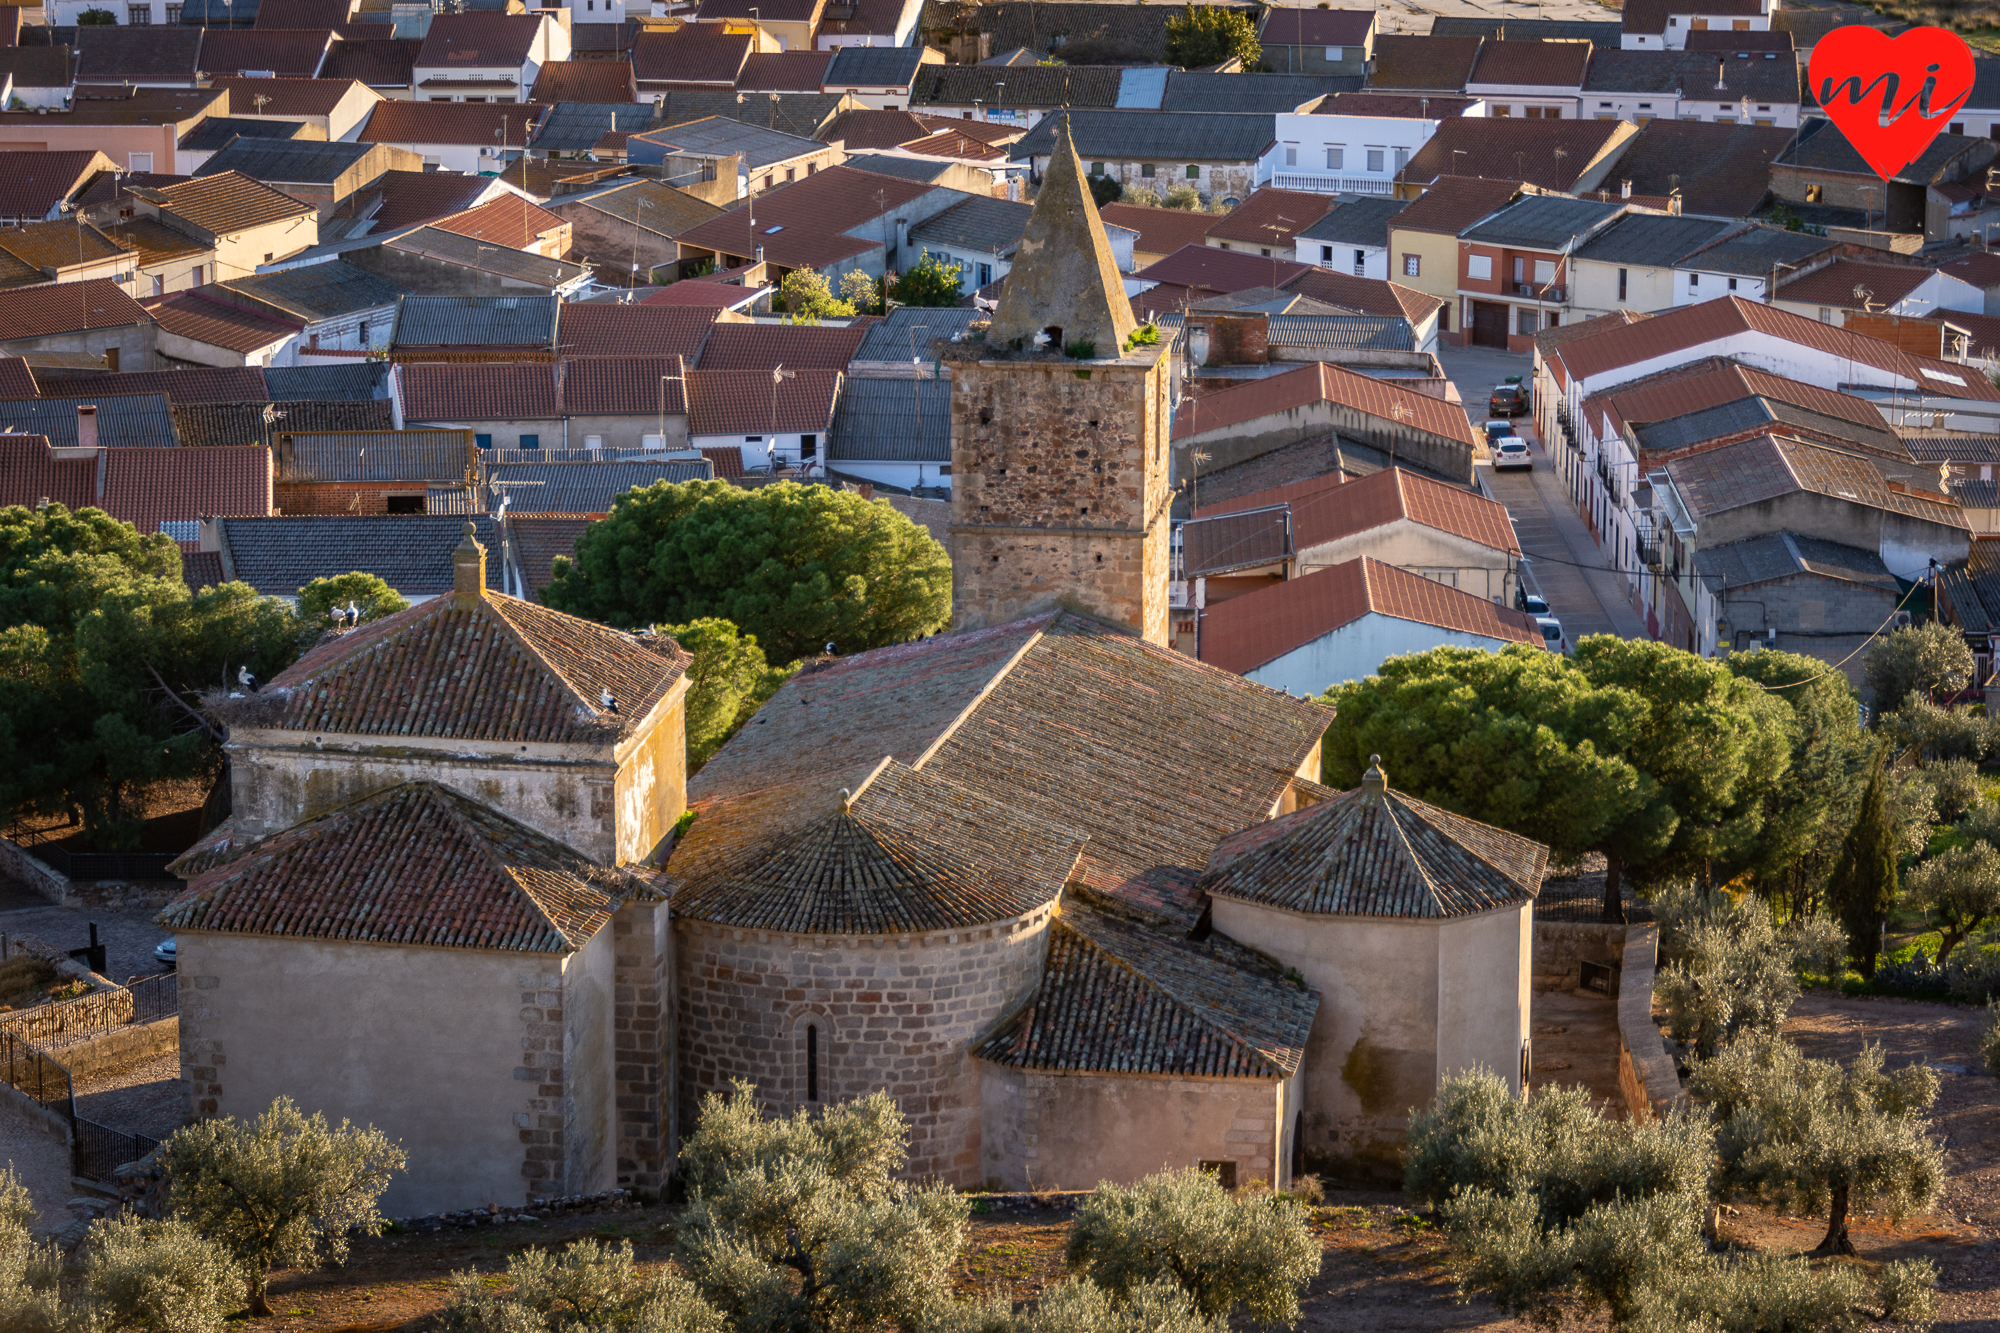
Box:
[806,1023,819,1101]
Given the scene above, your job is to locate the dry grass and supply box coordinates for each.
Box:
[0,955,57,1011]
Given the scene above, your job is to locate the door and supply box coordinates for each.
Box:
[1471,301,1509,348]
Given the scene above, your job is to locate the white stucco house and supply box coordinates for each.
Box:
[1262,93,1484,196]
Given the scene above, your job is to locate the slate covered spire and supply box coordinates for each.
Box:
[987,116,1137,355]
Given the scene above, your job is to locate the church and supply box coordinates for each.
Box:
[159,128,1543,1215]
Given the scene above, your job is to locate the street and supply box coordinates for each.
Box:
[1436,346,1647,643]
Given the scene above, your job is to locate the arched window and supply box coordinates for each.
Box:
[806,1023,819,1103]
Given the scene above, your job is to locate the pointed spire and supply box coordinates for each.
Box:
[988,116,1137,355]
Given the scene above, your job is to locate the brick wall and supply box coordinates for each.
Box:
[276,482,429,515]
[675,905,1055,1185]
[516,961,569,1200]
[1187,312,1269,365]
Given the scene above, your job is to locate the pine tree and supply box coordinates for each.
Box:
[1828,750,1900,978]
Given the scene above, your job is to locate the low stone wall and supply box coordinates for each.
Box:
[1532,921,1628,994]
[0,839,68,906]
[41,1017,177,1081]
[1615,925,1681,1121]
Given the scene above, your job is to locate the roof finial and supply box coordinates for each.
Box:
[839,787,852,813]
[1362,754,1386,799]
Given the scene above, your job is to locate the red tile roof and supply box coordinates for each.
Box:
[557,303,719,357]
[162,781,634,952]
[673,164,931,270]
[1282,268,1446,323]
[529,59,636,103]
[1134,243,1312,294]
[736,50,833,92]
[694,321,866,371]
[0,434,271,536]
[1777,259,1935,308]
[359,100,544,148]
[199,29,334,79]
[140,171,317,233]
[430,193,567,250]
[1365,34,1485,90]
[416,12,547,69]
[1174,360,1480,448]
[367,169,496,230]
[1099,202,1216,258]
[699,444,744,477]
[1261,7,1374,47]
[1403,120,1631,192]
[688,367,839,435]
[1941,251,2000,289]
[1549,294,2000,402]
[1467,38,1592,88]
[1931,308,2000,359]
[37,365,268,405]
[0,278,152,341]
[637,277,765,307]
[143,291,300,353]
[1199,555,1541,675]
[0,150,116,223]
[1208,464,1518,555]
[1203,185,1335,248]
[631,25,753,86]
[402,361,560,420]
[560,354,686,414]
[0,356,36,400]
[822,108,964,150]
[508,513,596,599]
[1389,174,1526,235]
[1586,357,1889,436]
[320,36,421,87]
[213,75,365,118]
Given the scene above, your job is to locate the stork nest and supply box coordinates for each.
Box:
[197,686,296,729]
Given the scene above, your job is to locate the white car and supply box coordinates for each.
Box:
[1494,437,1532,471]
[1536,617,1568,655]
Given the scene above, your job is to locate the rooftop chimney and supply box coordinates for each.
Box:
[1715,60,1727,91]
[453,519,486,603]
[1620,178,1631,199]
[76,404,98,450]
[1361,753,1386,800]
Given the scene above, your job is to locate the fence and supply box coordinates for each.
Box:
[0,1028,73,1119]
[73,1119,160,1182]
[126,974,177,1026]
[0,1014,174,1182]
[0,985,136,1044]
[1535,881,1656,924]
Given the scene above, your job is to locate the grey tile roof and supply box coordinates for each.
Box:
[216,513,504,597]
[1010,109,1278,163]
[652,89,850,140]
[275,429,475,483]
[179,117,316,153]
[1585,48,1799,102]
[1160,71,1361,113]
[1906,433,2000,464]
[633,116,828,169]
[823,43,929,87]
[852,304,981,361]
[174,400,396,448]
[1460,195,1624,248]
[384,229,590,290]
[530,101,656,154]
[1267,314,1413,350]
[1573,213,1734,264]
[393,294,561,347]
[1635,395,1902,459]
[220,263,409,322]
[1777,116,1978,184]
[0,394,175,447]
[1697,530,1895,589]
[1296,196,1407,248]
[907,195,1032,256]
[1678,224,1835,276]
[828,376,949,462]
[837,153,961,183]
[264,362,392,401]
[486,458,715,513]
[1430,15,1620,40]
[192,140,380,186]
[911,62,1126,110]
[1200,779,1546,918]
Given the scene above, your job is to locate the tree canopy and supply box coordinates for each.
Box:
[659,618,796,770]
[1829,751,1900,977]
[543,480,952,664]
[0,504,298,847]
[294,572,409,639]
[779,269,855,324]
[1162,5,1261,68]
[888,252,967,307]
[1865,621,1973,707]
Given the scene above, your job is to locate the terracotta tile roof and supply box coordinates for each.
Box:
[1201,774,1545,918]
[0,356,36,400]
[637,277,765,308]
[631,24,752,86]
[416,12,546,69]
[673,164,932,270]
[0,218,126,274]
[366,170,496,231]
[183,550,226,592]
[138,171,317,234]
[267,583,691,742]
[1134,243,1311,294]
[320,36,421,87]
[1199,554,1541,675]
[143,292,300,354]
[1097,202,1215,258]
[687,367,838,435]
[1930,308,2000,360]
[1777,259,1935,308]
[402,361,560,420]
[73,25,203,83]
[1281,268,1445,324]
[1262,7,1373,47]
[694,321,866,372]
[558,355,686,414]
[0,278,152,341]
[1403,119,1627,192]
[199,29,334,78]
[161,781,635,952]
[212,76,365,118]
[0,151,116,223]
[508,513,594,599]
[672,612,1331,931]
[556,179,725,239]
[75,167,190,215]
[1550,294,2000,403]
[1175,361,1478,448]
[1467,38,1591,88]
[974,901,1317,1078]
[430,193,567,251]
[0,434,271,536]
[358,100,544,148]
[1388,174,1526,236]
[1941,252,2000,290]
[1664,432,1969,529]
[1365,34,1484,90]
[529,59,636,103]
[1219,464,1517,556]
[821,108,959,151]
[1607,118,1795,219]
[736,49,833,92]
[1203,185,1334,248]
[1623,0,1762,36]
[101,217,214,267]
[37,365,268,405]
[557,304,717,358]
[892,128,1007,162]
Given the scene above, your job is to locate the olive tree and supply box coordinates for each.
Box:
[1905,843,2000,964]
[1865,622,1974,708]
[1652,882,1845,1058]
[442,1238,727,1333]
[1687,1034,1944,1256]
[1880,693,1992,764]
[162,1096,406,1316]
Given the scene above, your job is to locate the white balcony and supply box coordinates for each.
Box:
[1270,173,1394,196]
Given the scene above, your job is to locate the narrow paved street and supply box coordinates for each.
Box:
[1436,346,1647,643]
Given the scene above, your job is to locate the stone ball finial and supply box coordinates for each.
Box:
[839,787,852,814]
[1362,754,1386,795]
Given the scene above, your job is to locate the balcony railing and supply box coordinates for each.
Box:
[1271,173,1394,196]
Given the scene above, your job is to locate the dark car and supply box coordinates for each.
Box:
[1516,590,1549,616]
[1489,384,1527,417]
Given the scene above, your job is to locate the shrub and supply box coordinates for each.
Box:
[1881,694,1991,764]
[1652,882,1845,1057]
[80,1213,243,1333]
[1087,175,1123,208]
[1866,623,1975,708]
[1982,1000,2000,1077]
[1946,946,2000,1003]
[1925,757,1985,821]
[1123,186,1162,207]
[440,1239,727,1333]
[1880,1257,1940,1331]
[1161,183,1204,211]
[1903,842,2000,963]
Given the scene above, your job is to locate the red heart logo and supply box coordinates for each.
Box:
[1809,25,1974,181]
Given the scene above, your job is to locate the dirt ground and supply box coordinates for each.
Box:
[1528,989,1625,1116]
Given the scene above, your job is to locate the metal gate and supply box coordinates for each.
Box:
[1471,301,1510,349]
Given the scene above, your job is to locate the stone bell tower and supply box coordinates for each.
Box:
[947,117,1173,646]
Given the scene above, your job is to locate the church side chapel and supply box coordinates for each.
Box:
[154,125,1545,1215]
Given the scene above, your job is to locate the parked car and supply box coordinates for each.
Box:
[1536,616,1568,654]
[1516,590,1549,616]
[154,938,176,969]
[1494,437,1532,470]
[1489,383,1528,417]
[1483,419,1515,445]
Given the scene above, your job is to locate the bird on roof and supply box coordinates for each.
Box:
[237,665,258,694]
[600,686,618,714]
[343,601,362,627]
[824,640,837,656]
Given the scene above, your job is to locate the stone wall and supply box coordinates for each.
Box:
[0,839,69,906]
[1615,924,1680,1122]
[611,900,671,1192]
[675,904,1055,1185]
[1531,921,1628,993]
[43,1016,178,1081]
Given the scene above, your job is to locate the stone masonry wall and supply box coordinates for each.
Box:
[1531,921,1628,993]
[611,900,671,1191]
[516,959,570,1202]
[948,349,1172,645]
[676,905,1055,1185]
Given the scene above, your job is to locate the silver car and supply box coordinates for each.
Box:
[1536,617,1568,654]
